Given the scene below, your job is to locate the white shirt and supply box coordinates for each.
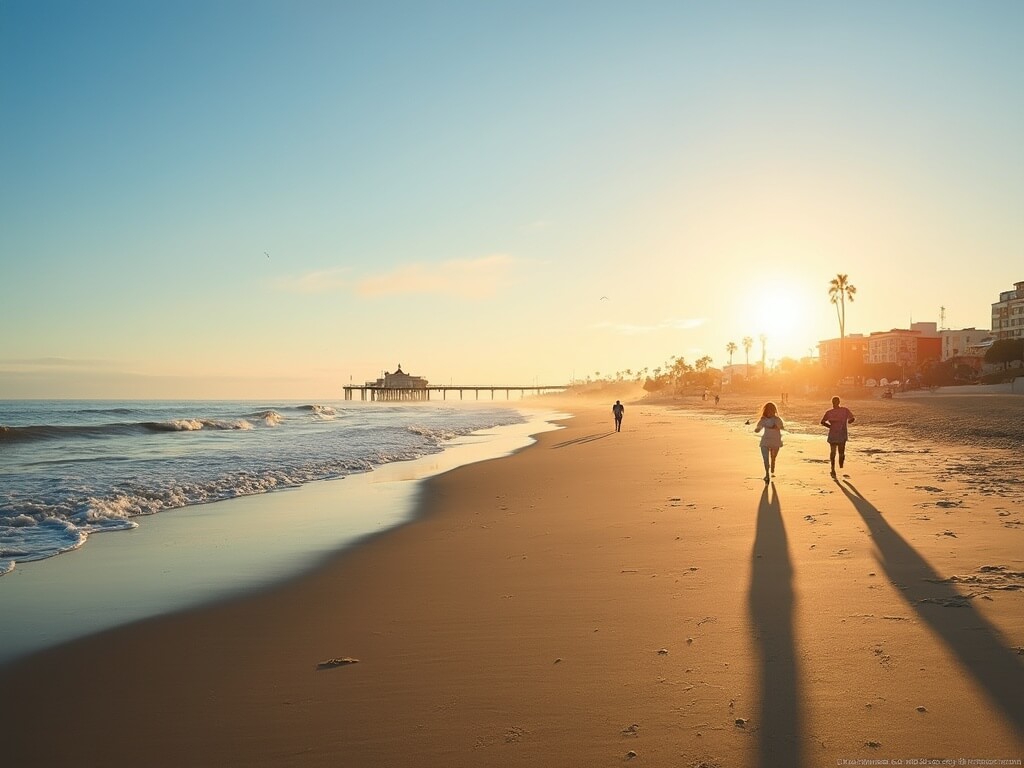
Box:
[755,416,784,448]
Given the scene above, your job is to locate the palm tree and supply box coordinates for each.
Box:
[759,333,767,377]
[828,274,857,376]
[726,341,737,368]
[742,336,753,378]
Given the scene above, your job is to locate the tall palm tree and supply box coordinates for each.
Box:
[759,333,767,377]
[726,341,737,367]
[828,274,857,376]
[742,336,753,378]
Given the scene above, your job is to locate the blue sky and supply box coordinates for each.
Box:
[2,0,1021,397]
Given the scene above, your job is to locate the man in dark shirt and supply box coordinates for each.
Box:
[612,400,625,432]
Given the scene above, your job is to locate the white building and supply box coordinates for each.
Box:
[940,328,992,361]
[991,280,1024,341]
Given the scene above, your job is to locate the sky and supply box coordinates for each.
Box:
[1,0,1021,399]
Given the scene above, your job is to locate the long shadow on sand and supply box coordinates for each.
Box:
[550,432,615,448]
[837,479,1024,734]
[748,483,803,767]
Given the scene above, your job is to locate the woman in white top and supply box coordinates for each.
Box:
[754,401,784,483]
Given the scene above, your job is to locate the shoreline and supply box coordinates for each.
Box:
[0,407,564,665]
[2,400,1021,766]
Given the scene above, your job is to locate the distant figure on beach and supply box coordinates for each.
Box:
[754,402,784,482]
[821,396,856,476]
[612,400,624,432]
[714,393,720,406]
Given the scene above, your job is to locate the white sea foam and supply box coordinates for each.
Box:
[0,516,88,562]
[166,418,204,431]
[408,425,458,442]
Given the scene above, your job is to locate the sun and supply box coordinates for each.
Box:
[740,278,823,360]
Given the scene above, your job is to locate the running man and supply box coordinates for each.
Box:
[612,400,625,432]
[820,396,855,476]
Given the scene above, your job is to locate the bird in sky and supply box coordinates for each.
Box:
[264,251,270,259]
[600,296,609,300]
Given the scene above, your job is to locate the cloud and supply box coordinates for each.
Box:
[0,357,119,370]
[356,254,519,299]
[595,317,707,335]
[274,267,351,294]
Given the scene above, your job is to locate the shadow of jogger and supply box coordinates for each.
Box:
[836,479,1024,734]
[749,482,803,767]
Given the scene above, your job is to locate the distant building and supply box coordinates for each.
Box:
[940,328,991,361]
[817,334,868,371]
[366,364,428,389]
[866,322,941,366]
[991,280,1024,341]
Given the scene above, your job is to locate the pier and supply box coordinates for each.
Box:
[342,384,567,401]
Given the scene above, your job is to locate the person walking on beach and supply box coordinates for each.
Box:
[821,396,855,476]
[612,400,625,432]
[754,401,784,482]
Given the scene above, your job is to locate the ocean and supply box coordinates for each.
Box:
[0,399,535,577]
[0,399,563,663]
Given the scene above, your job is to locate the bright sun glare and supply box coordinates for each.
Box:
[740,278,821,360]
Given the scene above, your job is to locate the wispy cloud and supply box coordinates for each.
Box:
[595,318,707,335]
[273,255,521,299]
[521,219,550,231]
[274,267,351,294]
[356,254,519,299]
[0,357,119,369]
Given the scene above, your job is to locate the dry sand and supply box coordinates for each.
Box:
[2,399,1022,767]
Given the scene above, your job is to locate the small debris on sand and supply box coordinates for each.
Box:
[657,648,669,655]
[734,718,748,727]
[916,706,927,713]
[626,749,638,759]
[865,741,882,748]
[317,657,359,669]
[621,723,640,736]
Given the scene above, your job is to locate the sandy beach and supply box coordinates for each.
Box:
[2,397,1022,767]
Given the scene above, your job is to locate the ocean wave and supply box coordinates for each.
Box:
[71,407,137,415]
[143,419,254,432]
[1,418,256,443]
[407,425,459,442]
[0,423,138,442]
[296,404,337,418]
[247,410,284,426]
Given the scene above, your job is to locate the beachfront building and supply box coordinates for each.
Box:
[866,323,941,367]
[991,280,1024,341]
[940,327,992,361]
[364,364,430,400]
[366,364,428,389]
[816,333,868,372]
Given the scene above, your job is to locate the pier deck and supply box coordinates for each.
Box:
[342,385,567,401]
